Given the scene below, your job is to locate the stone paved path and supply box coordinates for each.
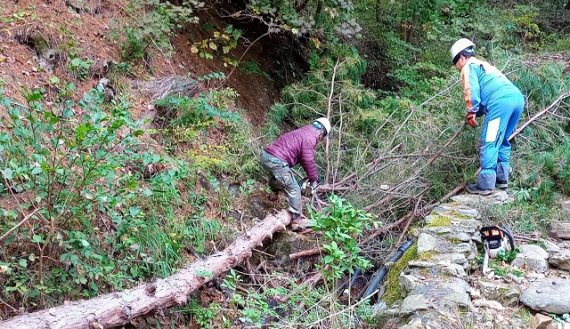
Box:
[375,191,570,329]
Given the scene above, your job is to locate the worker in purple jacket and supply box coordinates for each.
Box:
[261,118,331,223]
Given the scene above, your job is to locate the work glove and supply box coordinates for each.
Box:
[310,180,320,193]
[465,112,478,128]
[300,178,312,197]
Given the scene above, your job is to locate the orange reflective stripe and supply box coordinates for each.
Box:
[461,67,474,110]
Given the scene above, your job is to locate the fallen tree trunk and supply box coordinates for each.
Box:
[0,210,291,329]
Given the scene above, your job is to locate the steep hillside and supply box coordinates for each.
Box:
[0,0,293,320]
[0,0,284,124]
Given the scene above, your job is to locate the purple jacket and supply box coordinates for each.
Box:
[265,125,320,182]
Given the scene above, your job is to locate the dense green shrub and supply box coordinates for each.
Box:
[311,195,374,281]
[0,85,222,312]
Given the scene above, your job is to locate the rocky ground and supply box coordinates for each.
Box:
[374,191,570,329]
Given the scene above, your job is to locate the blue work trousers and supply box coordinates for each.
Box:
[477,93,525,190]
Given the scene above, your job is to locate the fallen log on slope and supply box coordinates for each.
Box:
[0,210,291,329]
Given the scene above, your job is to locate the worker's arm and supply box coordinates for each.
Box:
[299,140,319,183]
[460,63,481,113]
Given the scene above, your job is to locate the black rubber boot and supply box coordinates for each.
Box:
[496,180,508,190]
[466,183,493,196]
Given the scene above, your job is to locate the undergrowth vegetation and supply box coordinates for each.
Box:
[0,81,245,312]
[311,195,375,281]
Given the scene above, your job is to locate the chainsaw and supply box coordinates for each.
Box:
[480,225,515,275]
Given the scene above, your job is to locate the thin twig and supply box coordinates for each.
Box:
[333,143,402,190]
[0,296,18,313]
[289,247,323,260]
[218,32,271,88]
[253,248,275,258]
[363,126,464,212]
[332,98,343,187]
[324,59,342,183]
[0,207,40,242]
[306,289,378,327]
[509,92,570,138]
[397,188,429,245]
[360,213,412,245]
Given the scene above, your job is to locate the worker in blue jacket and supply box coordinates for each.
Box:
[450,38,525,195]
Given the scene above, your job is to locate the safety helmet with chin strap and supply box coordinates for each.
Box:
[450,38,475,64]
[312,117,331,136]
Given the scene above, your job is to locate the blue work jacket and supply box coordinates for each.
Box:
[460,57,521,115]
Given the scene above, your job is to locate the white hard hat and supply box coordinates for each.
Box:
[450,38,475,63]
[314,117,331,136]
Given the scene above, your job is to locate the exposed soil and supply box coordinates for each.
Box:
[161,7,309,127]
[0,1,283,127]
[0,0,120,102]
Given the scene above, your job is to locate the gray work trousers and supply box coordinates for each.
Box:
[260,151,301,215]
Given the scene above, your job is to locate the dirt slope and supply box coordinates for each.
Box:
[0,0,279,125]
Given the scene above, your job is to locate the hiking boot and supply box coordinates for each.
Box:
[466,183,493,196]
[290,212,300,220]
[496,180,508,190]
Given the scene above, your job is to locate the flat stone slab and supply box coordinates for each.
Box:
[549,222,570,240]
[417,233,439,254]
[430,208,479,221]
[434,203,480,218]
[520,279,570,314]
[453,242,473,254]
[408,260,436,268]
[450,219,481,235]
[472,299,504,310]
[410,278,473,312]
[451,191,513,207]
[476,279,520,306]
[423,226,452,234]
[432,253,468,268]
[424,213,480,235]
[400,294,430,315]
[400,274,420,294]
[450,232,473,242]
[541,239,562,253]
[512,244,549,273]
[549,249,570,271]
[529,313,553,329]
